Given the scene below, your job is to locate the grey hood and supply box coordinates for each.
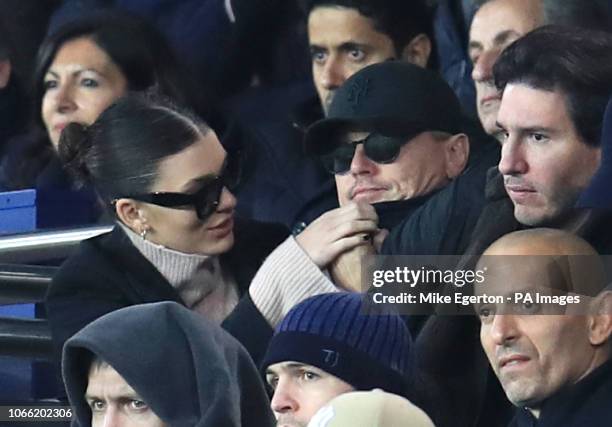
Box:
[62,301,274,427]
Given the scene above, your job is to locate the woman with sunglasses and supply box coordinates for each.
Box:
[45,92,289,370]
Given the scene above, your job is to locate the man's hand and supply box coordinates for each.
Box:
[329,242,375,292]
[373,228,389,252]
[295,202,378,269]
[329,227,389,292]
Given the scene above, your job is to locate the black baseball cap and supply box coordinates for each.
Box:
[305,61,464,155]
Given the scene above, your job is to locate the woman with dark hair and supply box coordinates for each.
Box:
[0,11,195,227]
[35,11,189,147]
[45,92,288,370]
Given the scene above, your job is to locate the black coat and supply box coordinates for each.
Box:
[510,358,612,427]
[381,131,500,256]
[45,218,287,369]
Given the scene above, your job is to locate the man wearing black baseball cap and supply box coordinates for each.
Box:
[246,61,497,342]
[306,60,467,205]
[303,61,498,256]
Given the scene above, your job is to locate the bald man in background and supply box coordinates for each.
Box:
[476,229,612,426]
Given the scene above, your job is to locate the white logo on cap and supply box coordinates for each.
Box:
[322,349,340,367]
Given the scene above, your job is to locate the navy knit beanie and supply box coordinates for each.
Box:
[261,293,412,396]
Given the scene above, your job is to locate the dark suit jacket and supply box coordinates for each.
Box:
[45,218,287,370]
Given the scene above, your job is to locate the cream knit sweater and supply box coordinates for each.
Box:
[120,223,239,324]
[248,236,339,327]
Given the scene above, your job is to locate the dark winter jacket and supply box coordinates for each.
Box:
[509,358,612,427]
[382,133,500,256]
[46,218,287,369]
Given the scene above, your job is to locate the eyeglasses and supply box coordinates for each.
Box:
[115,152,242,221]
[320,133,415,174]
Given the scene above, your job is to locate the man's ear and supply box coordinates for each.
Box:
[400,34,431,68]
[114,198,149,234]
[444,133,470,179]
[588,291,612,347]
[0,59,11,89]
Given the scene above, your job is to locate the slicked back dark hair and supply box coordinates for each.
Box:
[301,0,434,57]
[58,91,210,209]
[494,25,612,146]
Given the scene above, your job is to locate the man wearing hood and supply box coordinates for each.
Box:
[62,301,275,427]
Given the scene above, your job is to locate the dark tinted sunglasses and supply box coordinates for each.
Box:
[320,133,414,174]
[116,152,242,221]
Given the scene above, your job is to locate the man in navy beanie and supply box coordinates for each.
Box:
[262,292,413,427]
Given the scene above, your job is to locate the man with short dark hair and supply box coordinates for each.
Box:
[494,28,606,228]
[459,25,612,258]
[304,0,433,113]
[262,292,413,427]
[476,229,612,426]
[414,25,612,427]
[472,26,612,250]
[461,2,612,256]
[464,0,612,254]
